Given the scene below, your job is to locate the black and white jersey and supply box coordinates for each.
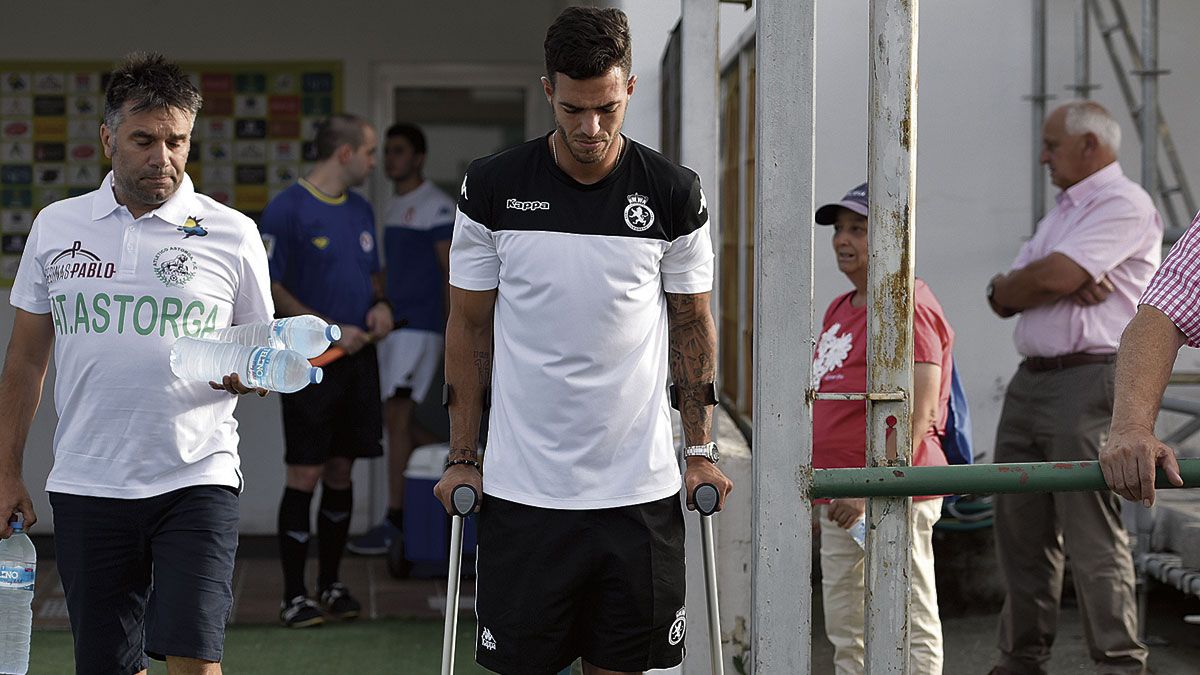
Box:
[450,134,713,509]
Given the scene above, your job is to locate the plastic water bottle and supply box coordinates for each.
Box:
[207,315,341,359]
[0,517,35,675]
[848,515,868,549]
[170,337,323,393]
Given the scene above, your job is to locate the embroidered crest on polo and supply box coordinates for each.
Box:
[668,606,686,646]
[153,246,197,287]
[177,216,208,239]
[624,193,655,232]
[359,231,374,253]
[480,627,497,651]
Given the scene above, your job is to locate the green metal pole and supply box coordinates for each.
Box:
[811,458,1200,499]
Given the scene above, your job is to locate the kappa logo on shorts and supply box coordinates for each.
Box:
[481,627,497,651]
[668,606,686,646]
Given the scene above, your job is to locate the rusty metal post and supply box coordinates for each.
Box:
[866,0,917,672]
[752,0,816,671]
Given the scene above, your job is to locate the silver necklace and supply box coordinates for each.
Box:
[552,131,626,175]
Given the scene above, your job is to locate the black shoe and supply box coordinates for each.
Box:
[279,595,324,628]
[319,582,362,620]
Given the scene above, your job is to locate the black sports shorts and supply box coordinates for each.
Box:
[474,493,687,674]
[51,485,239,674]
[281,343,383,465]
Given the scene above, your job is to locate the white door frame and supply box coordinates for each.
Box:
[368,61,549,212]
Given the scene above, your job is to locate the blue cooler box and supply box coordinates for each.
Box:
[402,443,478,578]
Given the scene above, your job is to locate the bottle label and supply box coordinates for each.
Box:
[0,563,35,590]
[270,319,286,343]
[246,347,271,387]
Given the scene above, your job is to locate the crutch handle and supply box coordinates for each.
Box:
[694,483,720,516]
[451,484,479,517]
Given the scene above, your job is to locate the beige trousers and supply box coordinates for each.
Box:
[993,363,1146,675]
[820,497,944,675]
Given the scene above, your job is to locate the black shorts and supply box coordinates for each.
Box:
[474,494,686,674]
[281,343,383,465]
[50,486,239,674]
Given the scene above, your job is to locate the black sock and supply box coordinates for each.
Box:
[386,508,404,530]
[317,482,353,590]
[278,487,313,602]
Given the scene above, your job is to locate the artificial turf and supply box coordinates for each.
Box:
[29,619,490,674]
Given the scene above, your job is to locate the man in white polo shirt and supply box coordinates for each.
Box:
[0,52,272,675]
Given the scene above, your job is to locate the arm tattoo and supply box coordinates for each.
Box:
[665,292,717,443]
[473,349,492,388]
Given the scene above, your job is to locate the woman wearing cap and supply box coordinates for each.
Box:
[810,182,955,674]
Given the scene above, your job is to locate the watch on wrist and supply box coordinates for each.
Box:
[683,441,720,464]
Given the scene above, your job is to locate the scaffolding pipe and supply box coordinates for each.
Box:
[1140,0,1159,202]
[751,0,816,671]
[866,0,917,671]
[1071,0,1094,98]
[811,459,1200,499]
[1030,0,1049,229]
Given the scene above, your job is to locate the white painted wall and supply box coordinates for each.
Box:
[622,0,1200,465]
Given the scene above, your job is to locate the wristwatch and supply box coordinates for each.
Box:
[684,442,720,464]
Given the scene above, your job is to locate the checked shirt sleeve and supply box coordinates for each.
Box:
[1141,213,1200,346]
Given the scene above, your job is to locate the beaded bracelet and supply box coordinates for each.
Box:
[444,458,482,471]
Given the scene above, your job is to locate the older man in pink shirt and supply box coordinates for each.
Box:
[986,100,1160,675]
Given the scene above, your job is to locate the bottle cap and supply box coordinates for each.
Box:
[9,514,24,533]
[309,368,324,384]
[326,325,342,341]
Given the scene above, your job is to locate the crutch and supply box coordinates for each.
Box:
[441,484,479,675]
[693,482,724,675]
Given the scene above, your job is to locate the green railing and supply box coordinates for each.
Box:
[811,458,1200,499]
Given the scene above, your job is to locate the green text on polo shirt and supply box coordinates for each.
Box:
[49,293,219,337]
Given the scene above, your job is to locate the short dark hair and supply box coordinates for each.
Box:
[103,52,202,132]
[544,6,632,86]
[386,123,427,155]
[313,113,370,161]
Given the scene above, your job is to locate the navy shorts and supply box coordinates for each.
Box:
[50,485,239,674]
[474,494,687,674]
[281,343,383,465]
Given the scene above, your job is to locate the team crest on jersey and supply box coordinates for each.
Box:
[624,193,655,232]
[668,606,686,646]
[177,216,208,239]
[359,231,374,253]
[153,246,197,287]
[311,236,330,250]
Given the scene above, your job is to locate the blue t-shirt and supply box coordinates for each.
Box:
[260,179,379,329]
[382,180,455,332]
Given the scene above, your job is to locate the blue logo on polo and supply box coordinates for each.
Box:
[178,216,208,239]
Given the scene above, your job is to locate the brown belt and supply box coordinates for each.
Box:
[1021,352,1116,372]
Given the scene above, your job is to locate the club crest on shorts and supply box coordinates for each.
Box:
[624,193,654,232]
[481,626,497,651]
[668,606,686,646]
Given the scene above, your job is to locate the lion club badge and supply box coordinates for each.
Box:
[623,193,655,232]
[667,606,686,646]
